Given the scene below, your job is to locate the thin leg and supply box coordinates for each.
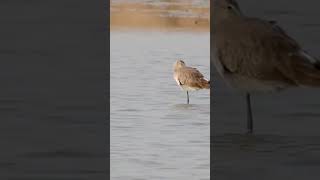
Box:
[187,91,189,104]
[246,93,253,134]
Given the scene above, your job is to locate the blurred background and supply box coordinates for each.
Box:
[111,0,209,31]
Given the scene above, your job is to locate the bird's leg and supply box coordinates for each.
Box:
[246,93,253,134]
[187,91,189,104]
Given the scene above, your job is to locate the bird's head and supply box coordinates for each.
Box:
[213,0,243,24]
[174,59,186,70]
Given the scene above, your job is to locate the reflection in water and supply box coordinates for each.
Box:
[173,104,196,111]
[173,103,209,110]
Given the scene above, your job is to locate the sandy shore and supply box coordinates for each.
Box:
[111,2,209,31]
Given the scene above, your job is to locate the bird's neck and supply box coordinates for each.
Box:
[213,15,244,35]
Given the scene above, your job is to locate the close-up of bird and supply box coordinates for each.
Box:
[212,0,320,133]
[173,60,210,104]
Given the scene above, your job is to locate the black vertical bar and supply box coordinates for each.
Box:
[210,0,214,180]
[106,0,110,178]
[0,0,109,179]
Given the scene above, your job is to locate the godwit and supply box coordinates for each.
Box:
[173,60,210,104]
[212,0,320,133]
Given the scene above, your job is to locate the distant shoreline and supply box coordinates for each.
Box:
[111,2,209,32]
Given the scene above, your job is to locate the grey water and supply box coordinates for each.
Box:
[111,31,210,179]
[212,0,320,179]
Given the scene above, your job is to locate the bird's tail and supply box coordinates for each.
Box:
[294,59,320,87]
[201,79,210,89]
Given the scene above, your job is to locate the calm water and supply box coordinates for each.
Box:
[212,0,320,179]
[111,32,210,179]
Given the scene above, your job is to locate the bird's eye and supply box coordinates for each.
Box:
[227,5,233,10]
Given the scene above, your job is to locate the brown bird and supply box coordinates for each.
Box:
[173,60,210,104]
[212,0,320,133]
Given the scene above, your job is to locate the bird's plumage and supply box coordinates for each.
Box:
[173,60,210,91]
[213,0,320,133]
[213,0,320,92]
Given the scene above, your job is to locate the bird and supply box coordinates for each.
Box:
[212,0,320,133]
[173,60,210,104]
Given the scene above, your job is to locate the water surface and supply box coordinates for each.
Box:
[111,31,210,179]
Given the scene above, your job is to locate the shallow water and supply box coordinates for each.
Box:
[212,0,320,179]
[111,31,210,179]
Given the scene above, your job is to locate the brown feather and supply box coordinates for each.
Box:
[174,61,210,90]
[213,0,320,90]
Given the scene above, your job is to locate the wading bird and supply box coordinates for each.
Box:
[212,0,320,133]
[173,60,210,104]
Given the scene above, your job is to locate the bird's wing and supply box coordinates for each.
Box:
[263,20,320,84]
[215,17,319,84]
[178,67,209,88]
[178,67,204,84]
